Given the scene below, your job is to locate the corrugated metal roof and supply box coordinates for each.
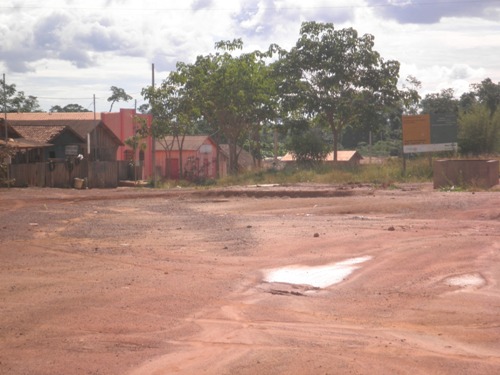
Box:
[156,135,213,151]
[281,151,363,162]
[219,144,254,168]
[324,151,363,161]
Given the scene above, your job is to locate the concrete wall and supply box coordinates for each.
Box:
[433,159,499,189]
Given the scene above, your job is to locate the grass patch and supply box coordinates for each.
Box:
[216,156,433,187]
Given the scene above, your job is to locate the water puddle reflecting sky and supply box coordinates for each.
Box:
[264,256,372,288]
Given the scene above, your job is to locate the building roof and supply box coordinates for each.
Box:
[0,137,52,148]
[156,135,215,151]
[0,112,101,121]
[7,119,123,146]
[324,151,363,161]
[0,120,23,139]
[10,124,82,144]
[281,150,363,162]
[219,144,254,169]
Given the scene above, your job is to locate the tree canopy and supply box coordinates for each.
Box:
[277,22,402,160]
[50,103,91,112]
[0,78,41,113]
[107,86,132,112]
[172,39,278,174]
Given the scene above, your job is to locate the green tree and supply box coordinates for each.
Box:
[178,39,278,174]
[0,78,41,112]
[124,130,147,183]
[458,104,500,154]
[286,119,330,164]
[107,86,132,112]
[141,84,177,179]
[142,66,200,179]
[0,143,15,186]
[278,22,401,161]
[471,78,500,117]
[400,75,422,115]
[420,88,458,114]
[50,104,90,112]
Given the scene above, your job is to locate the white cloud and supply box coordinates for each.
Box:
[0,0,499,111]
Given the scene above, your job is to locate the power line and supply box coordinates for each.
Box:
[1,0,499,12]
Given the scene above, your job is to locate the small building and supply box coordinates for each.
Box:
[1,113,124,188]
[9,124,83,162]
[2,113,123,162]
[155,135,227,180]
[219,144,255,173]
[101,109,153,179]
[281,150,363,166]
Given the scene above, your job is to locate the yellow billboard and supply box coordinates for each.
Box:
[402,113,458,154]
[402,114,431,146]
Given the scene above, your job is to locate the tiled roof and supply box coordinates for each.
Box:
[0,138,52,148]
[12,125,73,143]
[7,119,123,146]
[0,112,100,121]
[9,120,99,142]
[0,120,22,139]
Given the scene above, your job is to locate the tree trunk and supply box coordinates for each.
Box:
[228,141,239,175]
[327,113,340,162]
[177,135,186,179]
[332,127,339,161]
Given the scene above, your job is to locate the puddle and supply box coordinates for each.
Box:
[445,273,486,288]
[263,256,372,288]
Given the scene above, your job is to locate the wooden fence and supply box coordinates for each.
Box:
[7,160,140,188]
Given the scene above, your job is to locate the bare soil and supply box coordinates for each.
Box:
[1,184,499,375]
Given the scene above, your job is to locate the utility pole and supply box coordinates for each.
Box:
[3,73,10,188]
[3,74,6,142]
[151,63,157,187]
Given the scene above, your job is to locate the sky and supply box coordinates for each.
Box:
[1,0,499,112]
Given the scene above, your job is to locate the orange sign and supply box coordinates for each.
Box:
[402,114,431,145]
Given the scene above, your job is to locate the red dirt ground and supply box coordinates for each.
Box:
[1,184,499,375]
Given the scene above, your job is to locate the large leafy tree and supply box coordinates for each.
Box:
[420,88,458,114]
[142,67,199,179]
[458,105,500,154]
[471,78,500,117]
[278,22,401,161]
[178,39,278,174]
[457,78,500,154]
[141,82,178,179]
[0,78,41,112]
[286,118,330,164]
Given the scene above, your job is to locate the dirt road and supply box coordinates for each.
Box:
[1,184,499,374]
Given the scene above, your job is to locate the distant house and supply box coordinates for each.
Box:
[155,135,228,180]
[9,124,83,162]
[0,113,125,188]
[281,150,363,166]
[219,144,255,173]
[0,118,53,163]
[101,109,153,179]
[3,113,123,162]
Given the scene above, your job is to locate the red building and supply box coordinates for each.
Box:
[155,135,228,180]
[101,109,153,179]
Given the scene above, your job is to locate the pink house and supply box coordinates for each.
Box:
[155,135,228,180]
[101,109,153,179]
